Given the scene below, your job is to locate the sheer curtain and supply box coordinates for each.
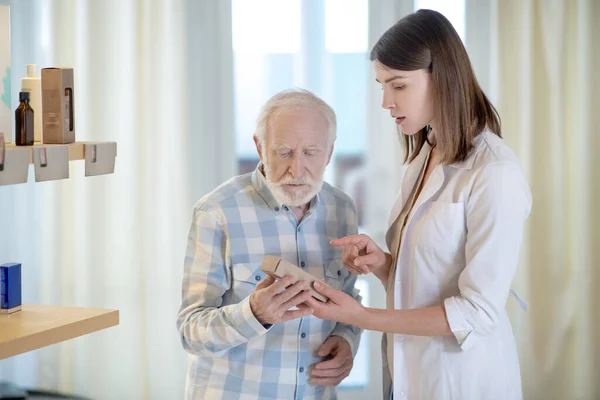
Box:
[494,1,599,398]
[467,0,600,398]
[358,2,414,399]
[0,1,234,399]
[367,1,600,399]
[364,0,414,247]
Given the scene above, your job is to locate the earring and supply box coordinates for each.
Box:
[424,125,434,146]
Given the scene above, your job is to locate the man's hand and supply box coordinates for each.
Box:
[309,336,353,386]
[249,274,314,325]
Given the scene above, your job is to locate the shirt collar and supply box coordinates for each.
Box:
[448,131,488,169]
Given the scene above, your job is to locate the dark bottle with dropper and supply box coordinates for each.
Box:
[15,91,34,146]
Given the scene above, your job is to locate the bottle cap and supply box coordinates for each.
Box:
[19,92,30,102]
[26,64,38,77]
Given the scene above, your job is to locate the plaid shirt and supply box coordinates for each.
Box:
[177,165,363,400]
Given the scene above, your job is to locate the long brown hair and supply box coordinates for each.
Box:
[370,9,501,164]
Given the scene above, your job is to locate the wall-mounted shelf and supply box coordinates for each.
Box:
[3,141,117,163]
[4,142,86,164]
[0,141,117,185]
[0,304,119,360]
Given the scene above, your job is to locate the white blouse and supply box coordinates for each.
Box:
[387,131,532,400]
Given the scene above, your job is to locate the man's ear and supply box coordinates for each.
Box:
[254,135,264,163]
[326,142,335,166]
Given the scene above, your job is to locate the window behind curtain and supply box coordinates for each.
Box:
[231,0,466,393]
[231,0,370,389]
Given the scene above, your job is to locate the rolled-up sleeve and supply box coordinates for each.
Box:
[444,161,532,350]
[176,206,268,357]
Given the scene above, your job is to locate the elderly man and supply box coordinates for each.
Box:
[177,89,362,399]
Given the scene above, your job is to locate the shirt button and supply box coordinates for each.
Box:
[301,333,306,338]
[398,391,405,398]
[299,367,304,373]
[337,270,342,276]
[255,275,261,281]
[298,227,302,232]
[274,207,279,211]
[283,205,289,211]
[300,261,305,267]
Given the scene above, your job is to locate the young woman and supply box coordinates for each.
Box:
[305,9,531,400]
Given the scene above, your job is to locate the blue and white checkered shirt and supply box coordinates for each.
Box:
[177,164,363,400]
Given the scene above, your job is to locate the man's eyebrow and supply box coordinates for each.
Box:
[273,144,292,151]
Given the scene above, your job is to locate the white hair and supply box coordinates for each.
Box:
[254,88,337,149]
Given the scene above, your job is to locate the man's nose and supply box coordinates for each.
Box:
[289,154,304,177]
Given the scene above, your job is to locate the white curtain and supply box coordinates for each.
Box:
[466,0,600,398]
[365,0,414,247]
[494,1,599,398]
[367,1,600,399]
[0,1,234,399]
[355,2,414,400]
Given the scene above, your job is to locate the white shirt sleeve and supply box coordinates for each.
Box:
[443,161,532,350]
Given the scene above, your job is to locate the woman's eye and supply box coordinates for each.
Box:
[394,85,405,90]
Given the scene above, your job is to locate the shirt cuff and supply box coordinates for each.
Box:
[444,296,474,350]
[227,295,271,340]
[330,329,360,357]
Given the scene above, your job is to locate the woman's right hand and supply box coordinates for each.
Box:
[330,234,391,276]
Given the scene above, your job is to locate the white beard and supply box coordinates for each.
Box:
[263,163,324,207]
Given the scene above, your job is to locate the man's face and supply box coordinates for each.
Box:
[255,107,333,207]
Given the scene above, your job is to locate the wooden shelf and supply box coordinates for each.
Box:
[0,304,119,360]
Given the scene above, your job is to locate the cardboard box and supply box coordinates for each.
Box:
[0,262,21,314]
[260,256,328,302]
[42,68,75,144]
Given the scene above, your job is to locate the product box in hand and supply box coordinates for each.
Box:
[261,256,328,302]
[0,262,21,314]
[42,67,75,144]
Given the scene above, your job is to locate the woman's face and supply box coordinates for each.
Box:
[374,60,437,135]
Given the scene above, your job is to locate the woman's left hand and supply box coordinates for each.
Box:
[303,281,366,325]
